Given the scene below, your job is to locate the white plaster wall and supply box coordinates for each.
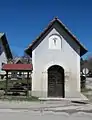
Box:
[32,28,80,98]
[0,52,7,73]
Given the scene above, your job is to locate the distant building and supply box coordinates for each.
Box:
[25,18,87,99]
[13,56,32,64]
[5,55,32,79]
[0,33,13,75]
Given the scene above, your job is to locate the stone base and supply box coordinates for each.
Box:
[39,92,88,101]
[31,90,88,101]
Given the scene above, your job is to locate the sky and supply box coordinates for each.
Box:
[0,0,92,59]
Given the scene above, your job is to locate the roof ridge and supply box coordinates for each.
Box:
[25,17,87,56]
[55,18,87,51]
[25,17,56,49]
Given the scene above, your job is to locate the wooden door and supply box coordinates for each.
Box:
[48,65,64,97]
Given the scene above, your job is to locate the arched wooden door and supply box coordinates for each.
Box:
[48,65,64,97]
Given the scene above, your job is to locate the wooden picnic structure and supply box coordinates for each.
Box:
[2,64,33,96]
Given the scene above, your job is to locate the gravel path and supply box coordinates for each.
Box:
[0,100,91,114]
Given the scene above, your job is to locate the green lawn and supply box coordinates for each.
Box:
[0,95,39,101]
[0,79,38,101]
[81,87,92,103]
[0,79,31,90]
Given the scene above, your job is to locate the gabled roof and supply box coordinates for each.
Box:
[14,58,23,64]
[0,33,13,59]
[14,57,32,64]
[25,17,87,56]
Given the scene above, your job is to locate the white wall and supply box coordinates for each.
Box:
[0,51,7,75]
[0,38,8,74]
[32,28,80,98]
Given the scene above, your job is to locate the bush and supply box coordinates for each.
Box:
[81,76,86,89]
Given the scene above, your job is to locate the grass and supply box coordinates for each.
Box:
[81,87,92,102]
[0,95,39,101]
[0,80,6,89]
[0,78,31,90]
[81,87,92,92]
[0,79,38,102]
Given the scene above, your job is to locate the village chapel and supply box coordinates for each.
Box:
[25,18,87,98]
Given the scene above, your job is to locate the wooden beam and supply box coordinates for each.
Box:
[27,71,30,97]
[5,71,8,95]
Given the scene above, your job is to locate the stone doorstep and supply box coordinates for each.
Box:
[39,97,69,101]
[39,97,89,106]
[39,97,88,101]
[39,92,88,102]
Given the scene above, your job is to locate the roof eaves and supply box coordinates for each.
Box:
[25,17,87,56]
[25,18,57,52]
[56,18,88,53]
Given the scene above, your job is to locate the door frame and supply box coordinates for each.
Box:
[47,65,65,97]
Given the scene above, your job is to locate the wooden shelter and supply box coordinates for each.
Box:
[2,64,33,96]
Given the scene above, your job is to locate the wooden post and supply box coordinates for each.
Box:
[5,71,8,95]
[27,71,29,97]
